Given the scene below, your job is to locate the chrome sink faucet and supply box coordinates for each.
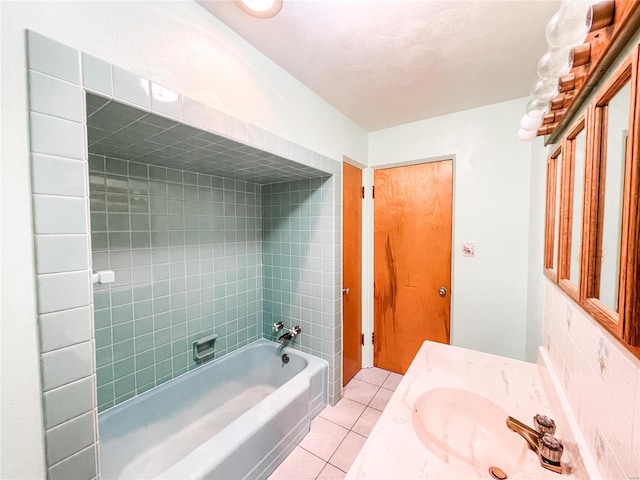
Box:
[506,415,563,474]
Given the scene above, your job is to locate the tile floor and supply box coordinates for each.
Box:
[268,367,403,480]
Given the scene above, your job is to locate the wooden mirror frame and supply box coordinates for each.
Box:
[546,44,640,359]
[544,145,562,282]
[557,116,587,304]
[583,55,633,330]
[623,45,640,349]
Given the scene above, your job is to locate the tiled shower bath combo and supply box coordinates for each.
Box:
[27,31,342,479]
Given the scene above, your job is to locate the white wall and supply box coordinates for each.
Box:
[368,98,532,360]
[525,136,549,361]
[0,2,367,478]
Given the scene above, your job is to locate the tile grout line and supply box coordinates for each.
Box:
[295,444,349,478]
[313,375,390,477]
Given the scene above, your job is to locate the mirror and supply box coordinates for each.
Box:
[552,152,562,273]
[544,147,563,281]
[569,128,586,285]
[597,82,631,313]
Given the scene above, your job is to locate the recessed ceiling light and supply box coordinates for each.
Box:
[234,0,282,18]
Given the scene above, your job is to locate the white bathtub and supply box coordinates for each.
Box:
[98,339,328,480]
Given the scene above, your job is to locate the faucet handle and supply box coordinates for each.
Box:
[539,433,563,464]
[534,414,556,435]
[273,321,284,331]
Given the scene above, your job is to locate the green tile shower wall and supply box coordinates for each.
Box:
[262,176,342,402]
[90,156,263,410]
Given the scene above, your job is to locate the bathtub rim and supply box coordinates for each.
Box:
[98,337,322,420]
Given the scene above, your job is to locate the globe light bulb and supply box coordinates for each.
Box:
[518,128,538,141]
[526,97,550,118]
[537,46,574,80]
[520,114,544,131]
[546,0,592,47]
[531,78,559,102]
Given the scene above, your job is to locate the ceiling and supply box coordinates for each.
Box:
[86,93,327,184]
[197,0,559,131]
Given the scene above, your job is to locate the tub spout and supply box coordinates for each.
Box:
[278,326,301,344]
[278,332,293,342]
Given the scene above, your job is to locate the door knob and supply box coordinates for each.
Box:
[438,287,447,296]
[343,288,350,295]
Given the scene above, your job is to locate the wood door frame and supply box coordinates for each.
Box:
[362,154,456,367]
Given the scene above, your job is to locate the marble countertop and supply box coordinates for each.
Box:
[346,341,592,480]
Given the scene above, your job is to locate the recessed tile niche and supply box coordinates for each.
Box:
[26,30,342,479]
[87,93,335,410]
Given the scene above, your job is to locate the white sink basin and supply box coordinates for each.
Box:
[412,387,529,478]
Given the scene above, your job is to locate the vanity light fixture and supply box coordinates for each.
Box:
[234,0,283,18]
[517,0,616,142]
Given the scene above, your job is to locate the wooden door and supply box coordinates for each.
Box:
[342,162,362,385]
[373,160,452,374]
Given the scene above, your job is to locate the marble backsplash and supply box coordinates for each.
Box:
[543,280,640,479]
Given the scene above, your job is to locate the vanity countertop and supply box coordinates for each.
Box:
[345,341,593,480]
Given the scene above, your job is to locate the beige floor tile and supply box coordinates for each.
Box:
[353,367,390,386]
[316,463,346,480]
[381,372,403,391]
[299,416,349,461]
[268,446,326,480]
[343,379,379,405]
[328,431,367,473]
[351,407,382,437]
[319,397,366,430]
[369,386,393,411]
